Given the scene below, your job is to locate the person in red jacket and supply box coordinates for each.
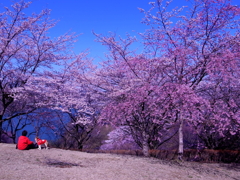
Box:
[17,130,36,150]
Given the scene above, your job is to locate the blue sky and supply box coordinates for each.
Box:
[1,0,239,64]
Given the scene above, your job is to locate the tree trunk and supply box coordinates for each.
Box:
[0,121,2,143]
[142,131,149,157]
[178,119,184,161]
[12,134,16,144]
[77,141,83,150]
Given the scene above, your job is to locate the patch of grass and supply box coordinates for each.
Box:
[46,159,80,168]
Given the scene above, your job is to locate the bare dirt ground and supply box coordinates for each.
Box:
[0,143,239,180]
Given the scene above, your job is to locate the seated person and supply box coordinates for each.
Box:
[17,130,36,150]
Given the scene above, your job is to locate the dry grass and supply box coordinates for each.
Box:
[83,149,240,163]
[0,143,240,180]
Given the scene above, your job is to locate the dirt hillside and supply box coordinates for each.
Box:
[0,143,239,180]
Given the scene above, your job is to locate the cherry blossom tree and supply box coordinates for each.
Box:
[0,0,78,142]
[94,0,240,157]
[192,78,240,149]
[100,126,139,150]
[93,33,185,156]
[28,51,103,149]
[139,0,240,158]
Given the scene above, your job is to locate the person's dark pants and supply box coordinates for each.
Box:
[16,143,38,150]
[25,143,38,150]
